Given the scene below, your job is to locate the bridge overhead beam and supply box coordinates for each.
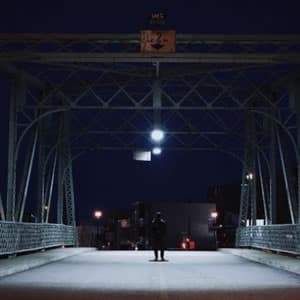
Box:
[1,52,300,64]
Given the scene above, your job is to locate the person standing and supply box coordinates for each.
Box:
[151,211,167,261]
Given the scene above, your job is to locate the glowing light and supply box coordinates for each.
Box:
[152,147,162,155]
[150,129,165,142]
[246,173,254,181]
[94,210,102,219]
[211,211,218,218]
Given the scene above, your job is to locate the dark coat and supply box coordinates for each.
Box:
[151,217,166,249]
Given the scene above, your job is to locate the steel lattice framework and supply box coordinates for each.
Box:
[0,34,299,254]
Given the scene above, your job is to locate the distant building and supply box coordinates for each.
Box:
[133,202,217,250]
[78,202,217,250]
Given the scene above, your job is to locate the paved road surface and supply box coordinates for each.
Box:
[0,250,299,299]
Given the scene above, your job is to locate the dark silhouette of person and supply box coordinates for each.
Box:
[151,211,167,261]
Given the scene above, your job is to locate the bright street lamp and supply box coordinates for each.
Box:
[210,211,218,219]
[150,129,165,143]
[246,173,254,181]
[152,147,162,155]
[94,210,102,219]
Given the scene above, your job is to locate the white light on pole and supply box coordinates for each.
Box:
[150,129,165,142]
[210,211,218,219]
[94,210,102,219]
[246,173,254,181]
[152,147,162,155]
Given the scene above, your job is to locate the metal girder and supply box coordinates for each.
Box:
[6,78,21,221]
[62,113,76,227]
[277,129,297,224]
[0,33,299,41]
[0,63,44,89]
[16,126,38,222]
[2,52,300,64]
[269,120,277,224]
[238,166,250,228]
[0,193,5,221]
[257,152,269,224]
[45,150,57,223]
[247,112,257,226]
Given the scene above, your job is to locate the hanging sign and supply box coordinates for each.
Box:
[141,30,176,53]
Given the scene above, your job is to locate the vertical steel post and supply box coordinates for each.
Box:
[294,83,300,224]
[36,117,46,223]
[57,117,65,224]
[6,79,21,221]
[62,112,76,227]
[238,166,249,227]
[248,112,257,226]
[17,127,38,222]
[45,150,57,223]
[0,193,5,220]
[153,79,162,125]
[257,152,269,224]
[269,121,277,224]
[277,130,296,224]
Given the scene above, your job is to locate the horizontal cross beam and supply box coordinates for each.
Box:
[2,52,300,64]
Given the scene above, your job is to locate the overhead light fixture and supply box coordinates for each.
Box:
[150,129,165,142]
[246,173,254,181]
[152,147,162,155]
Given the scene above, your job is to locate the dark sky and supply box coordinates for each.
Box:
[1,1,300,34]
[0,0,299,222]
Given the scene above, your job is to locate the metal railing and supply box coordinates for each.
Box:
[236,224,300,255]
[0,221,76,255]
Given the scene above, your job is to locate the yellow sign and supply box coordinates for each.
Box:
[141,30,176,53]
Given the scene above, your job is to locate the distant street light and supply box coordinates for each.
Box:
[210,211,218,219]
[152,147,162,155]
[94,210,102,219]
[246,173,254,181]
[94,210,102,248]
[150,129,165,143]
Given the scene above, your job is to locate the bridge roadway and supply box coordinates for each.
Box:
[0,250,299,300]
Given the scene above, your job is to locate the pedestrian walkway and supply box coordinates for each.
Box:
[221,248,300,275]
[0,250,299,299]
[0,247,92,278]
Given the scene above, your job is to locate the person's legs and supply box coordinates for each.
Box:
[160,249,164,260]
[154,249,158,260]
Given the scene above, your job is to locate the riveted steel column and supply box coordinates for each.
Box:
[6,78,23,221]
[277,130,296,224]
[17,126,38,222]
[57,115,65,224]
[63,112,76,227]
[0,193,5,220]
[238,166,249,227]
[248,112,257,226]
[290,80,300,224]
[269,119,277,224]
[45,150,57,223]
[36,117,46,223]
[257,152,269,224]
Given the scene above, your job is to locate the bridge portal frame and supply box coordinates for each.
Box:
[0,33,299,255]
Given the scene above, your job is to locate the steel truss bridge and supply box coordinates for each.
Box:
[0,34,299,255]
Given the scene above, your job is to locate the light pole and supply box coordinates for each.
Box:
[94,210,102,248]
[210,211,218,249]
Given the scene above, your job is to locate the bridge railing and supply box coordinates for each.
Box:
[236,224,300,255]
[0,221,76,256]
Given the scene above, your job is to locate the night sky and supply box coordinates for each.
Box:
[0,1,299,222]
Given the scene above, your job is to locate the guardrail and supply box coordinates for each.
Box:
[236,224,300,255]
[0,221,76,256]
